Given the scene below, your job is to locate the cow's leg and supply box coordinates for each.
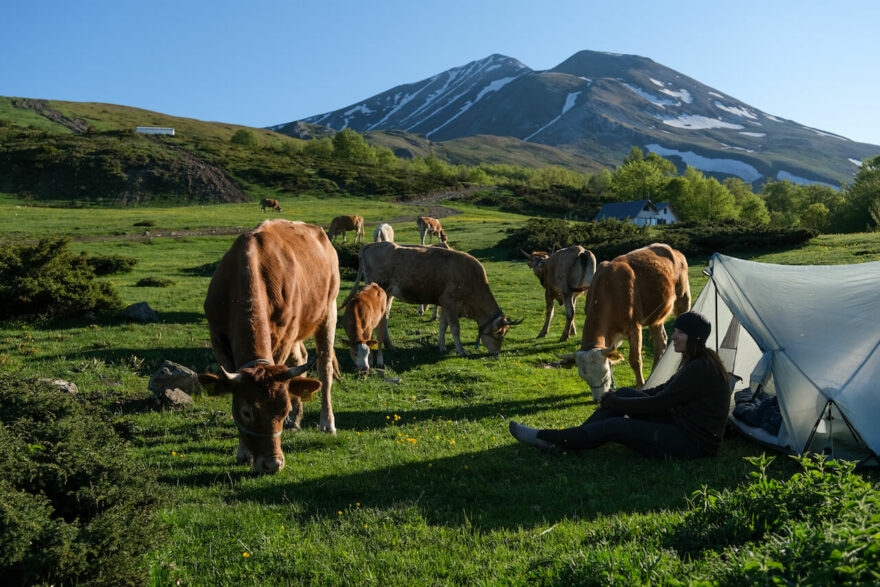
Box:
[561,295,577,342]
[382,296,395,350]
[342,231,347,243]
[439,307,465,356]
[430,305,439,321]
[282,341,308,429]
[649,323,667,365]
[628,327,645,388]
[417,304,426,316]
[314,304,337,434]
[419,229,426,245]
[537,290,554,338]
[438,308,449,353]
[375,318,385,369]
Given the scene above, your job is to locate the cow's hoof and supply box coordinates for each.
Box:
[319,422,337,435]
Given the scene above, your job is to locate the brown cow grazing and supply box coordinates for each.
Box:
[260,198,283,213]
[340,283,390,371]
[417,216,448,245]
[198,219,340,474]
[557,243,690,402]
[328,215,364,243]
[373,223,394,242]
[344,242,521,356]
[525,246,597,341]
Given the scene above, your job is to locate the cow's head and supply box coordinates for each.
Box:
[343,338,378,372]
[557,347,624,401]
[523,250,550,275]
[478,312,523,355]
[198,362,321,474]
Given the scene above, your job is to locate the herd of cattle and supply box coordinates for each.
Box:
[198,210,691,473]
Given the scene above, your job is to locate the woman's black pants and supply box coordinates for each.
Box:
[536,389,703,459]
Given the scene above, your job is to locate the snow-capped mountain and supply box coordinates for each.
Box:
[272,51,879,186]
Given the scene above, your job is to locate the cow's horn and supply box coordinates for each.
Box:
[521,249,531,258]
[505,317,524,326]
[220,365,243,383]
[556,352,576,361]
[288,353,321,377]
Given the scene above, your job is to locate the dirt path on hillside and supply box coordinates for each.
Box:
[66,187,485,243]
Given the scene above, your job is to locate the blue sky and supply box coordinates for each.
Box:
[4,0,879,146]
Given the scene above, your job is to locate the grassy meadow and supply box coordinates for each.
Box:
[2,194,879,584]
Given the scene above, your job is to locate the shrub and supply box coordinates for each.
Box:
[0,375,165,585]
[0,237,123,321]
[136,276,175,287]
[663,221,817,255]
[87,253,138,275]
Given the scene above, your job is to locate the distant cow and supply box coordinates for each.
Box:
[340,283,389,371]
[328,215,364,243]
[525,246,596,341]
[198,219,340,474]
[558,243,690,401]
[373,223,394,242]
[260,198,283,213]
[344,242,521,356]
[417,216,447,245]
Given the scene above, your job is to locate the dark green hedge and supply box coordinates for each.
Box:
[0,375,165,585]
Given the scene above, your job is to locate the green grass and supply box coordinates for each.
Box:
[2,194,879,584]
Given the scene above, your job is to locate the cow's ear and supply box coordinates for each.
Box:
[288,377,322,402]
[198,372,224,395]
[367,340,378,350]
[603,348,625,363]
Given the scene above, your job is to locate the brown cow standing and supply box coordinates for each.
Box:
[340,283,390,371]
[260,198,283,213]
[417,216,447,245]
[344,242,521,356]
[198,219,340,474]
[558,243,690,401]
[328,215,364,243]
[525,245,596,341]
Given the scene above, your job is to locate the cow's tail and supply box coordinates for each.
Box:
[573,250,597,290]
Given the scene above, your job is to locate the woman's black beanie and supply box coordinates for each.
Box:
[673,311,711,343]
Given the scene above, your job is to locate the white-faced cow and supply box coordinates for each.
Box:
[558,243,690,401]
[328,215,364,243]
[525,245,596,341]
[417,216,448,245]
[373,223,394,242]
[344,242,521,356]
[198,219,340,474]
[260,198,283,213]
[340,283,390,371]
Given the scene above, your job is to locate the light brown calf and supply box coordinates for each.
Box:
[417,216,447,245]
[340,283,389,371]
[328,215,365,243]
[198,220,339,474]
[558,243,690,401]
[525,245,596,341]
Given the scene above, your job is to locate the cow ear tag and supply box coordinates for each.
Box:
[367,340,378,350]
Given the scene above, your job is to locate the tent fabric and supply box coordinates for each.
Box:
[644,253,880,462]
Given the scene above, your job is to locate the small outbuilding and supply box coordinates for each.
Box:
[594,199,678,226]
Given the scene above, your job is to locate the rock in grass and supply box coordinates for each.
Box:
[123,301,159,322]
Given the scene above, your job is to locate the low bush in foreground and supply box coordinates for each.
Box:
[0,375,165,585]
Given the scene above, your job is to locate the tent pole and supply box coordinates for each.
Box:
[803,400,830,455]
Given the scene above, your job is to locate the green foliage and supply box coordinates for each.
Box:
[462,185,607,218]
[835,154,880,232]
[668,454,880,584]
[333,128,378,164]
[497,217,659,260]
[87,252,138,275]
[667,167,738,222]
[0,237,122,321]
[663,220,817,255]
[229,128,258,148]
[136,276,175,287]
[0,375,165,585]
[610,148,677,201]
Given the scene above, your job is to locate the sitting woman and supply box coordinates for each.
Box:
[509,311,731,459]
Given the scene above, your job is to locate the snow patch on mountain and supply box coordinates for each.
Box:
[524,91,582,141]
[739,132,766,137]
[720,143,755,153]
[659,115,744,130]
[714,101,758,120]
[764,114,783,122]
[623,83,678,107]
[849,158,863,166]
[425,74,523,138]
[660,87,692,103]
[649,78,664,87]
[646,143,761,181]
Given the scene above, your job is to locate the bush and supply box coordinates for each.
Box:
[0,375,165,585]
[136,276,175,287]
[0,238,123,321]
[87,253,138,275]
[664,221,817,255]
[667,454,880,584]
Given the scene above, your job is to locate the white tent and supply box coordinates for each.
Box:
[644,253,880,465]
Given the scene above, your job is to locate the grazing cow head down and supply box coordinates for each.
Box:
[477,312,523,355]
[345,339,378,371]
[198,363,321,474]
[558,348,624,401]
